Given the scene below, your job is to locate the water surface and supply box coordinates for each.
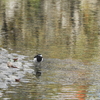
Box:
[0,0,100,100]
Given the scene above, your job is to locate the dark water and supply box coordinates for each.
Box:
[0,0,100,100]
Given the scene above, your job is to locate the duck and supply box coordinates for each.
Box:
[33,54,43,62]
[33,54,43,67]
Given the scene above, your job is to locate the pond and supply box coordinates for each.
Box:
[0,0,100,100]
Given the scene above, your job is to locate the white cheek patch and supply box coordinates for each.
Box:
[40,55,42,57]
[42,58,43,62]
[33,58,37,62]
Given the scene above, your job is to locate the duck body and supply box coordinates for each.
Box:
[33,54,43,63]
[33,54,43,67]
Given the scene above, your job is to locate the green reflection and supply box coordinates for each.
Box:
[0,0,100,63]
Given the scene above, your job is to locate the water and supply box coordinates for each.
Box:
[0,0,100,100]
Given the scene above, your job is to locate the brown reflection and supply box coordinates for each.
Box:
[58,85,88,100]
[57,69,89,100]
[74,68,89,100]
[76,85,87,100]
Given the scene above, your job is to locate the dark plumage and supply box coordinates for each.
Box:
[33,54,43,63]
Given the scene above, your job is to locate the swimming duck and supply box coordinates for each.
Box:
[33,54,43,67]
[33,54,43,63]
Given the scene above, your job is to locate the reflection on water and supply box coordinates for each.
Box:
[0,0,100,100]
[34,65,42,78]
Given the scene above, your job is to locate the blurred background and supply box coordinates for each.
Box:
[0,0,100,100]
